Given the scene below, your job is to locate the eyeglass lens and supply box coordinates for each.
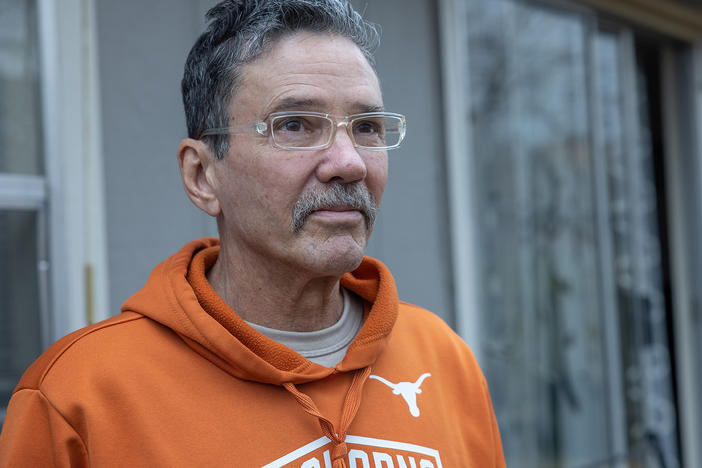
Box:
[270,114,403,149]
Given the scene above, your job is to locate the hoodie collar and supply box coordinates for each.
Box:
[122,238,399,385]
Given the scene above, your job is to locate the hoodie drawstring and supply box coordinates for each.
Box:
[283,366,372,468]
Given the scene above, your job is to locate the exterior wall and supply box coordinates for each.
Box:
[95,0,454,324]
[97,0,218,316]
[357,0,454,324]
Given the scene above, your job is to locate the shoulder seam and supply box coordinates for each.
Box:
[30,314,145,389]
[12,387,89,456]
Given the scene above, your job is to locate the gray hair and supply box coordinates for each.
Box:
[292,182,377,232]
[181,0,381,159]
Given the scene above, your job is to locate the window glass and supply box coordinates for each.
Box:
[0,210,43,423]
[596,32,680,466]
[466,2,610,465]
[464,0,681,466]
[0,0,43,175]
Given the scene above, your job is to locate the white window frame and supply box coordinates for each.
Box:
[0,175,46,211]
[37,0,110,341]
[437,0,483,361]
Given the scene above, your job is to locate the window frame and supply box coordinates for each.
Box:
[663,41,702,468]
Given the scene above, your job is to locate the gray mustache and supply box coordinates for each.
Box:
[292,183,377,233]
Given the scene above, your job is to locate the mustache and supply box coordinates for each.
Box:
[291,183,377,233]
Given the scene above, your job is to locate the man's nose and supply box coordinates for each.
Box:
[315,123,367,184]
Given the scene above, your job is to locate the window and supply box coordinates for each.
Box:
[0,0,110,429]
[0,0,48,424]
[441,0,702,465]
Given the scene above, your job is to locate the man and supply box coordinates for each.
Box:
[0,1,505,466]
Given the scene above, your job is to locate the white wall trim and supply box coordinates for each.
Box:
[38,0,67,343]
[37,0,109,342]
[82,0,110,324]
[438,0,482,358]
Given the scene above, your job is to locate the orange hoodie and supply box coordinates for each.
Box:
[0,238,505,467]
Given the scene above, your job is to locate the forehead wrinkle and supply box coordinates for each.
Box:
[237,69,380,106]
[282,61,374,75]
[231,33,383,121]
[241,49,380,91]
[240,42,376,82]
[263,69,379,91]
[261,82,383,116]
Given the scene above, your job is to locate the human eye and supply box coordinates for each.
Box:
[273,115,321,134]
[269,114,328,148]
[353,118,383,135]
[276,117,304,132]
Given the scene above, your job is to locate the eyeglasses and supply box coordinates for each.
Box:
[198,111,406,150]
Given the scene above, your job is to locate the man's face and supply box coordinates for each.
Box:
[209,32,388,276]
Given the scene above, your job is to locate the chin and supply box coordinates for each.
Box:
[303,241,366,277]
[293,230,368,276]
[322,251,365,275]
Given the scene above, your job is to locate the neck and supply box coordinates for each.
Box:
[207,243,345,332]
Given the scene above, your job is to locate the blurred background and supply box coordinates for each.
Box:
[2,0,702,466]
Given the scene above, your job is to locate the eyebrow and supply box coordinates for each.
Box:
[264,97,385,116]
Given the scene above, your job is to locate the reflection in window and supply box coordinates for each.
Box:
[464,0,680,466]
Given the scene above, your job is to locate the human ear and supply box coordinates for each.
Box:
[177,138,221,217]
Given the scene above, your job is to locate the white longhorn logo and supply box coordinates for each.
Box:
[369,373,431,417]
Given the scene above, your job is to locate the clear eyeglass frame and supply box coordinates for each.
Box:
[198,111,407,151]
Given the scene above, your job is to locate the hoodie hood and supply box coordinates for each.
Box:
[121,238,399,386]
